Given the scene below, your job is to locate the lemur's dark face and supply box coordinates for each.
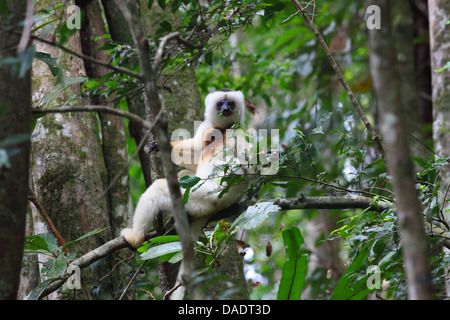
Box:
[216,98,236,117]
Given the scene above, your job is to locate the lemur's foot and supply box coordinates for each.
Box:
[144,141,159,153]
[121,228,145,248]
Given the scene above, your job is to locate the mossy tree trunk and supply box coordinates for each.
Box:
[368,0,433,299]
[428,0,450,296]
[26,0,117,299]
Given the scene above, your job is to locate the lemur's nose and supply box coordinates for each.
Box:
[221,105,232,116]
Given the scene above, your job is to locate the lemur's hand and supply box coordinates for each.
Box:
[144,141,159,153]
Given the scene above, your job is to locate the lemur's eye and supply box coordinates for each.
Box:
[229,101,235,108]
[217,101,223,107]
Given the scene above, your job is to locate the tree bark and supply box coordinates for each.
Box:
[28,0,115,299]
[428,0,450,295]
[391,1,428,160]
[101,0,158,186]
[0,0,31,300]
[368,0,433,300]
[428,0,450,223]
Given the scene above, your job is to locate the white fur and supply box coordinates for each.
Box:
[121,90,247,248]
[203,90,245,129]
[121,90,249,299]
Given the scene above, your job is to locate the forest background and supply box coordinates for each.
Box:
[0,0,449,300]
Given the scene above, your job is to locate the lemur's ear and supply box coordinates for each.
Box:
[245,98,256,115]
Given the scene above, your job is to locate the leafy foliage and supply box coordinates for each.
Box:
[277,227,308,300]
[23,229,105,300]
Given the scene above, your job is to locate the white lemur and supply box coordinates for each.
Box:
[121,89,250,248]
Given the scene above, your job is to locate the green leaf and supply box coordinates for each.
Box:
[277,227,307,300]
[205,52,213,66]
[179,175,201,204]
[105,81,117,88]
[229,202,280,234]
[434,61,450,72]
[0,133,30,148]
[24,233,60,255]
[140,241,182,260]
[311,126,324,135]
[34,52,60,77]
[282,226,304,258]
[62,228,106,250]
[148,235,180,244]
[179,175,201,189]
[27,277,60,300]
[18,45,35,78]
[278,255,308,300]
[42,257,67,277]
[330,248,373,300]
[40,76,88,108]
[168,251,183,264]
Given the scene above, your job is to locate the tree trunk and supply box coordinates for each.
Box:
[391,1,428,159]
[428,0,450,295]
[368,0,433,300]
[411,0,433,131]
[28,0,116,299]
[0,0,31,300]
[102,0,160,186]
[76,0,132,237]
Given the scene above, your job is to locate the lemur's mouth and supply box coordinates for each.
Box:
[216,98,235,117]
[219,110,232,117]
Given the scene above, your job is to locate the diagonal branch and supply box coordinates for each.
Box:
[28,188,69,254]
[31,105,151,129]
[30,35,142,80]
[291,0,385,158]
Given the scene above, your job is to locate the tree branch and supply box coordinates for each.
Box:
[33,195,393,299]
[270,195,392,212]
[30,35,143,80]
[31,105,152,129]
[34,236,131,299]
[291,0,385,158]
[28,189,69,254]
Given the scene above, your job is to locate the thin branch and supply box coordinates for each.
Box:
[31,105,151,129]
[35,236,132,299]
[270,195,392,212]
[30,35,143,80]
[28,189,69,254]
[163,283,183,300]
[153,32,181,73]
[119,260,147,300]
[17,0,34,53]
[291,0,385,158]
